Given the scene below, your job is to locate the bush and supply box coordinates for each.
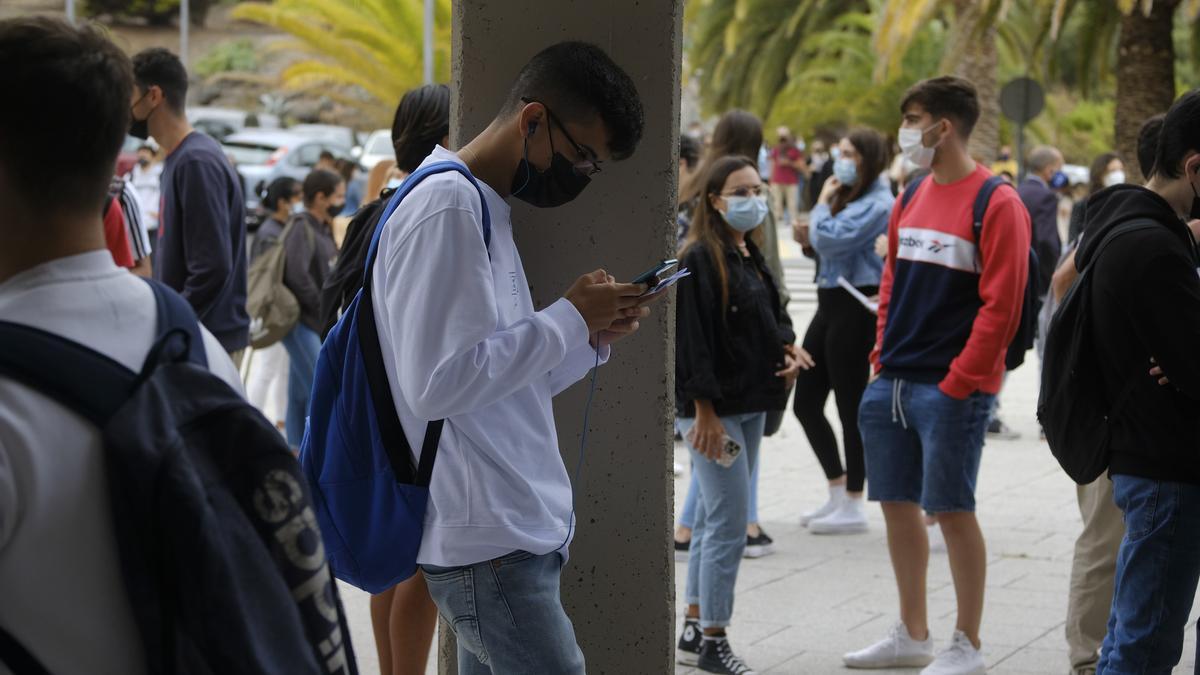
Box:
[195,39,258,78]
[85,0,215,27]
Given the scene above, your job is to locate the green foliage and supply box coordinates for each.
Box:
[766,4,947,139]
[1025,94,1115,164]
[230,0,451,127]
[85,0,215,26]
[194,39,258,78]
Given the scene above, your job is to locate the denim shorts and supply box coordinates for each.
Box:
[858,377,994,512]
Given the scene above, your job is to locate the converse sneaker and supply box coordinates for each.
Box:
[744,529,775,558]
[677,618,703,666]
[801,485,847,526]
[920,631,985,675]
[809,497,869,535]
[698,635,757,675]
[844,621,935,669]
[674,537,691,562]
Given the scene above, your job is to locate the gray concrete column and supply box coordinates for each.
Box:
[445,2,682,673]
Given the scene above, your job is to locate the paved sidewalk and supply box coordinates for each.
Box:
[671,359,1200,675]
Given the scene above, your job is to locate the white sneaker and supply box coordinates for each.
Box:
[809,498,869,535]
[928,523,947,554]
[844,621,935,669]
[920,631,985,675]
[800,485,846,526]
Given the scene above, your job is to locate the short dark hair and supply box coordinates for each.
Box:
[0,18,132,215]
[392,84,450,173]
[1154,90,1200,180]
[263,176,300,213]
[679,134,701,169]
[900,76,981,139]
[318,150,335,163]
[302,169,343,205]
[131,47,188,113]
[501,41,644,161]
[1137,113,1165,179]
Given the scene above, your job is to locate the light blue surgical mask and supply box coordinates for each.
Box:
[833,157,859,186]
[385,177,404,190]
[291,201,305,215]
[830,147,841,161]
[721,196,769,232]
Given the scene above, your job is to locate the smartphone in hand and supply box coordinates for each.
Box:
[632,259,679,287]
[714,436,743,468]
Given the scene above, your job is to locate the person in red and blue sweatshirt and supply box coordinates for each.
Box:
[842,77,1030,675]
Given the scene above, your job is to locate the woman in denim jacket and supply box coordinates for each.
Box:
[793,128,895,535]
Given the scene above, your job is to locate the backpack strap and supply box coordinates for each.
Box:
[144,278,208,368]
[362,160,494,289]
[970,175,1008,244]
[0,625,51,675]
[900,174,927,211]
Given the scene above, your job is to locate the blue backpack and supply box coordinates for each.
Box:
[301,162,491,593]
[900,174,1042,371]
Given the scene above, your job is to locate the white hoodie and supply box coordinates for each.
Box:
[372,147,607,567]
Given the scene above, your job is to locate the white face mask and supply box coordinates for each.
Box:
[292,201,305,215]
[897,122,941,170]
[1103,170,1126,187]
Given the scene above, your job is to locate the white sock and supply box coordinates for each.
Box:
[829,484,847,502]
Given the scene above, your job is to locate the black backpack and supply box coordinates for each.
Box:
[1037,220,1159,484]
[0,280,356,675]
[318,192,390,339]
[901,174,1042,371]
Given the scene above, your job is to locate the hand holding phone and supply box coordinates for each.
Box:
[632,258,679,288]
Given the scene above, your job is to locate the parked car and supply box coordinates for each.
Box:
[221,129,352,229]
[189,107,281,143]
[357,128,394,173]
[288,124,361,151]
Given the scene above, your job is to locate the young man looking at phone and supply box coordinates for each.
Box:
[846,77,1030,675]
[372,42,652,673]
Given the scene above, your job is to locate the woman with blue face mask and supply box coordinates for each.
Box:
[793,129,896,536]
[674,155,814,674]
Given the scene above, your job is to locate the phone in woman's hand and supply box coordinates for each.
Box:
[714,436,743,468]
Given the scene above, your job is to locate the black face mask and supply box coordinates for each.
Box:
[510,127,591,209]
[326,202,345,219]
[130,114,150,141]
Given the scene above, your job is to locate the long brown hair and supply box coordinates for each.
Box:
[680,110,764,205]
[1087,152,1122,196]
[681,155,765,313]
[829,128,890,215]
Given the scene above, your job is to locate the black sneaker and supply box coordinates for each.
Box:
[698,635,757,674]
[677,618,702,666]
[674,537,690,562]
[744,529,774,559]
[986,418,1020,440]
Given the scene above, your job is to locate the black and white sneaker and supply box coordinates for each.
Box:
[698,635,757,674]
[744,530,775,558]
[677,618,703,666]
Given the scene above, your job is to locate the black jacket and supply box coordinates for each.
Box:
[676,239,796,417]
[283,212,339,334]
[1077,185,1200,485]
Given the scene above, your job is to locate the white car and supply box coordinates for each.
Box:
[357,129,394,173]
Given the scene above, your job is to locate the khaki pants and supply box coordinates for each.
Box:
[770,182,801,226]
[1066,477,1124,672]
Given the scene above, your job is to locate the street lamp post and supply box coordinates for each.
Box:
[423,0,434,84]
[180,0,189,68]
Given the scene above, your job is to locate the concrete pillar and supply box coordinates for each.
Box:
[445,2,682,673]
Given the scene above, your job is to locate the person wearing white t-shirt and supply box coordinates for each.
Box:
[374,42,653,673]
[0,19,242,673]
[129,144,163,233]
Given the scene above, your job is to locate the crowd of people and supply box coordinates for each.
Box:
[4,13,1200,675]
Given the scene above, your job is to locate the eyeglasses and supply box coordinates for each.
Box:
[721,186,765,198]
[521,97,603,177]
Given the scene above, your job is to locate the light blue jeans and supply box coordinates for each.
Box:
[679,456,761,528]
[422,550,585,674]
[679,412,766,628]
[280,323,321,447]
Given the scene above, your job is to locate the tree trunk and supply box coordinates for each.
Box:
[1115,0,1179,184]
[944,0,1000,165]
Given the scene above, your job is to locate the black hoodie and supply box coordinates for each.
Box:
[1076,184,1200,485]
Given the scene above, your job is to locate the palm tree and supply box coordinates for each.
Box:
[230,0,450,127]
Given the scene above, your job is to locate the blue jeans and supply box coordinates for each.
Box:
[421,550,585,674]
[280,323,321,447]
[679,454,760,528]
[859,378,993,512]
[1096,476,1200,675]
[679,412,766,628]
